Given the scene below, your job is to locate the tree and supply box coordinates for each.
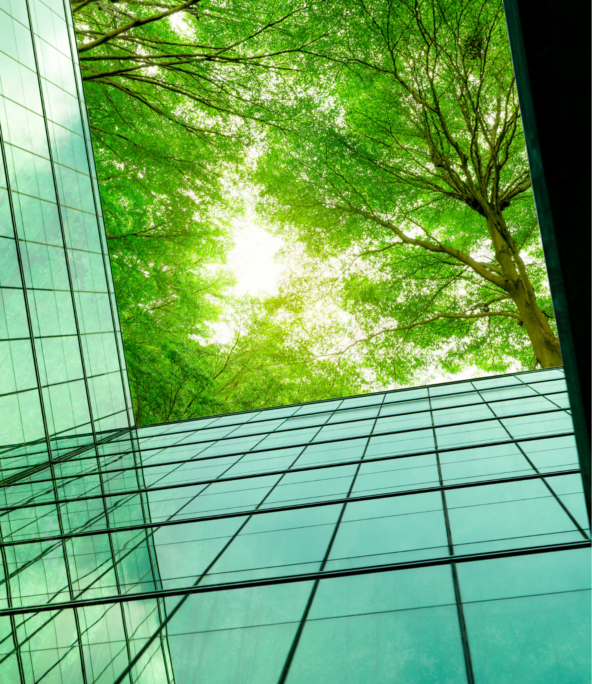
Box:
[255,0,561,380]
[73,0,349,423]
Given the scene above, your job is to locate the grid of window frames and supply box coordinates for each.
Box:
[0,0,134,456]
[0,366,589,683]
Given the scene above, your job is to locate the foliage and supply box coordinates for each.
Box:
[74,0,559,423]
[254,0,560,384]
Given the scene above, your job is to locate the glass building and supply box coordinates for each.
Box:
[0,1,590,683]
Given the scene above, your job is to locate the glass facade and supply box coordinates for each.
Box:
[0,365,590,682]
[0,1,590,683]
[0,0,134,457]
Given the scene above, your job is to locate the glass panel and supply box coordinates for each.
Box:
[288,566,466,684]
[458,549,591,684]
[165,583,314,684]
[326,492,448,570]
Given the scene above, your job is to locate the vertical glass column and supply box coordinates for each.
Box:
[0,0,134,459]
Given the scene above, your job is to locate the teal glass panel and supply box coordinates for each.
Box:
[0,237,21,287]
[153,517,246,589]
[74,291,113,334]
[491,394,557,416]
[165,582,314,684]
[20,240,69,290]
[0,11,36,68]
[432,403,494,425]
[518,435,579,472]
[34,335,83,386]
[440,443,533,484]
[249,406,299,422]
[480,384,537,401]
[223,446,303,477]
[0,52,42,113]
[0,97,48,158]
[435,419,508,449]
[204,505,341,584]
[379,397,431,416]
[366,428,435,458]
[0,339,36,393]
[545,473,590,531]
[329,405,380,423]
[326,492,448,570]
[430,381,474,396]
[42,379,90,434]
[0,389,44,446]
[383,387,428,402]
[15,608,84,684]
[0,0,30,26]
[88,371,126,420]
[255,426,321,451]
[40,78,83,135]
[293,398,342,414]
[472,374,521,390]
[352,453,439,495]
[12,193,62,245]
[294,437,367,467]
[78,604,129,683]
[55,163,94,213]
[0,287,28,338]
[261,464,357,508]
[340,394,383,409]
[29,0,70,55]
[230,418,286,438]
[288,567,467,684]
[61,206,101,252]
[314,419,374,441]
[374,411,432,432]
[502,411,574,439]
[446,477,585,555]
[0,188,11,238]
[27,289,76,336]
[6,540,69,606]
[34,33,76,94]
[458,549,591,684]
[4,145,55,201]
[431,391,484,408]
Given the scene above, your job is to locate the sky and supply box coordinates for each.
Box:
[226,220,285,296]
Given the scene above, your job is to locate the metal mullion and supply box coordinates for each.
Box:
[476,385,590,541]
[129,431,205,684]
[429,392,475,684]
[116,366,556,433]
[127,405,569,461]
[0,465,581,520]
[0,467,582,550]
[0,539,588,620]
[0,30,73,684]
[111,437,307,684]
[23,2,106,680]
[60,0,134,432]
[277,393,386,683]
[110,429,287,682]
[0,540,25,683]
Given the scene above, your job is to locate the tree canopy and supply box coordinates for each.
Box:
[74,0,560,424]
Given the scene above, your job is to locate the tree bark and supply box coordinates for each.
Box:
[485,211,563,367]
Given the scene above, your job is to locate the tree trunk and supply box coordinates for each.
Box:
[509,285,563,367]
[486,212,563,368]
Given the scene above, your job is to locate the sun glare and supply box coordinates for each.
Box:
[227,220,285,296]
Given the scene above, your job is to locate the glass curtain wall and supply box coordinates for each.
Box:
[0,367,589,683]
[0,0,133,456]
[0,1,171,682]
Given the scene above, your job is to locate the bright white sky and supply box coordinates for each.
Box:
[227,219,285,296]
